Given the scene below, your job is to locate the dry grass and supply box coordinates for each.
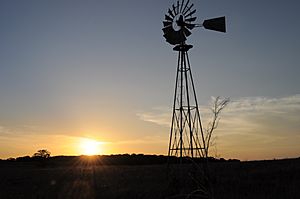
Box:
[0,158,299,199]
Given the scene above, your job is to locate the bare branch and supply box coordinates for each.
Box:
[204,96,229,157]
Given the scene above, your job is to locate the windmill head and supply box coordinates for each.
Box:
[162,0,197,45]
[162,1,226,46]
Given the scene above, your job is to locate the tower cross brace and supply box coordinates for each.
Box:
[168,43,206,159]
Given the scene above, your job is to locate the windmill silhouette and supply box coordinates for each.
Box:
[162,0,226,160]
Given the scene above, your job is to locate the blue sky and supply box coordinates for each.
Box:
[0,0,299,159]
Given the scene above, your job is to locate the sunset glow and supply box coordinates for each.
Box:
[80,138,102,155]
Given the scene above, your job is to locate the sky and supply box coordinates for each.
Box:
[0,0,299,160]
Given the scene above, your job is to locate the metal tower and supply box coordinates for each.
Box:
[168,43,206,158]
[162,0,226,160]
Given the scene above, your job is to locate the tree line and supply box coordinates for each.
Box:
[1,151,240,166]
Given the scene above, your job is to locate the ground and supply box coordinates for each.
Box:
[0,158,299,199]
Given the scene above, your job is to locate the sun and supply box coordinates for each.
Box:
[80,138,102,155]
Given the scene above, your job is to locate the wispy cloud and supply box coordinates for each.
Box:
[137,95,300,130]
[0,125,46,138]
[137,95,300,159]
[225,95,300,114]
[220,95,300,135]
[136,107,171,127]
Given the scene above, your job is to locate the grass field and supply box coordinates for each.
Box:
[0,157,299,199]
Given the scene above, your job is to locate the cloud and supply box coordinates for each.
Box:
[225,95,300,114]
[220,95,300,135]
[136,107,171,127]
[137,95,300,159]
[0,125,46,138]
[137,95,300,130]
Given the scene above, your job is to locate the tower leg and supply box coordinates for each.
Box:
[168,44,205,160]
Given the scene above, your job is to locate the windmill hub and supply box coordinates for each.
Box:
[172,14,185,31]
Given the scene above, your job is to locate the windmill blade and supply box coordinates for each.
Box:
[185,17,197,22]
[203,16,226,32]
[162,25,173,35]
[165,14,173,21]
[184,9,196,18]
[180,0,185,13]
[164,31,186,45]
[183,3,194,15]
[163,21,172,27]
[182,28,192,37]
[164,33,176,45]
[172,4,177,15]
[162,0,196,46]
[182,0,190,14]
[168,9,175,18]
[163,26,186,45]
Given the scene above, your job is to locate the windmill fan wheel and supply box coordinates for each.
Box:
[162,0,197,45]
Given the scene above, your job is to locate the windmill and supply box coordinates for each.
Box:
[162,0,226,160]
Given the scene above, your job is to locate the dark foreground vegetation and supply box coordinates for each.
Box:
[0,155,299,199]
[2,154,240,166]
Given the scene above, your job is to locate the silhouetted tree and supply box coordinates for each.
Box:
[6,157,16,161]
[33,149,51,159]
[16,156,31,162]
[204,96,229,158]
[32,149,51,167]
